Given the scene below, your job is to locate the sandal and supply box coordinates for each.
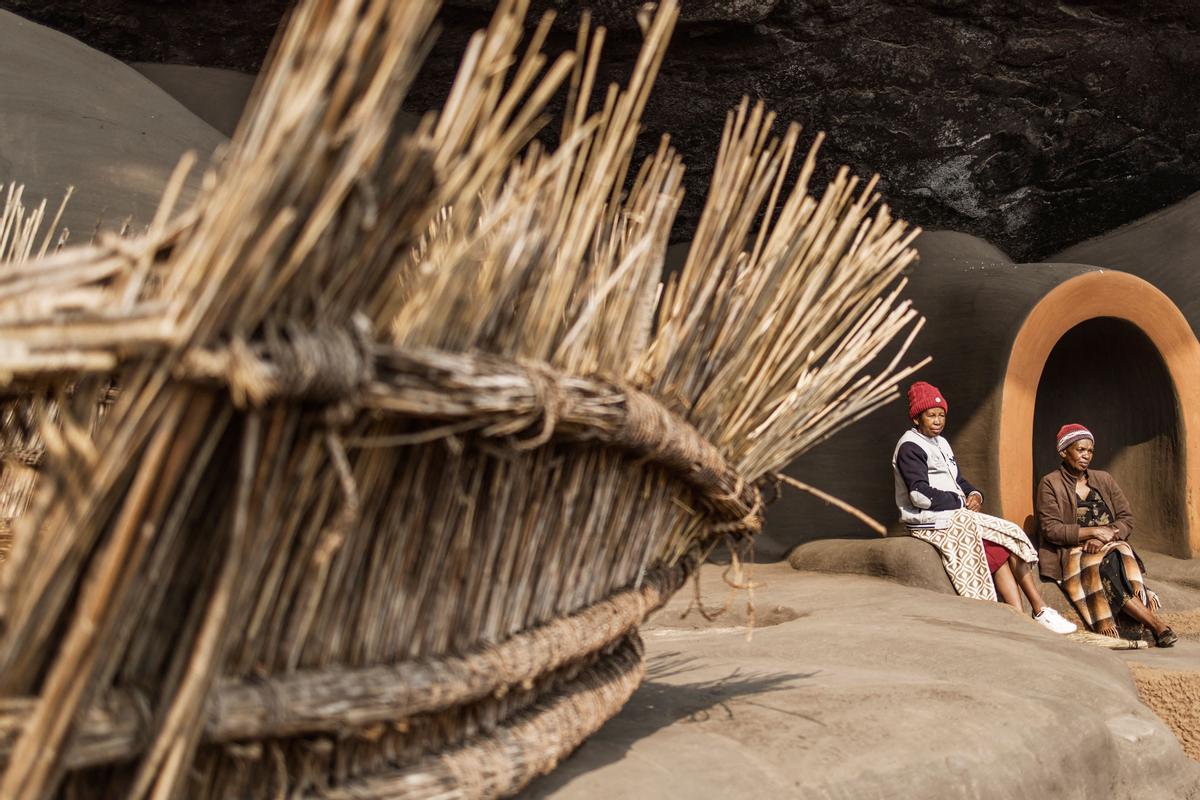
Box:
[1155,627,1178,648]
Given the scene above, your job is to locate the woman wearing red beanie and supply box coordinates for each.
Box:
[892,382,1075,634]
[1036,425,1175,646]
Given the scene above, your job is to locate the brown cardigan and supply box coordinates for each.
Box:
[1035,465,1134,581]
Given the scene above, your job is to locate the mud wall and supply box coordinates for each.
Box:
[1054,192,1200,335]
[764,231,1200,561]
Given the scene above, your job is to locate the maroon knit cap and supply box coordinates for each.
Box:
[1056,424,1093,452]
[907,381,948,419]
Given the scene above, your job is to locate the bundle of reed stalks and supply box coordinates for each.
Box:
[0,0,924,797]
[0,182,80,561]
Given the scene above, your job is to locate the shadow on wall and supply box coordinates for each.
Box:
[1033,317,1184,557]
[758,420,908,562]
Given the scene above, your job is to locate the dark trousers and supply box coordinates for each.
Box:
[1099,551,1144,639]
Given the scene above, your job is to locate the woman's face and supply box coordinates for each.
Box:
[913,407,946,438]
[1060,438,1094,473]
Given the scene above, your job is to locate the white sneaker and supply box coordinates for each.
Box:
[1034,607,1077,635]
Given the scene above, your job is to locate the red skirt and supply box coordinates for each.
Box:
[984,540,1011,574]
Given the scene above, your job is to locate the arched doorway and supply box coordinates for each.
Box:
[1032,318,1183,555]
[997,271,1200,557]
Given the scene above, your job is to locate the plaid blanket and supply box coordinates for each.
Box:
[1061,541,1159,630]
[911,509,1038,601]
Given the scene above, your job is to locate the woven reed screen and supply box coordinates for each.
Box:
[0,0,924,797]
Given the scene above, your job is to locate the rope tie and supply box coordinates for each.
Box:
[621,388,763,535]
[509,361,563,451]
[619,387,683,467]
[180,316,375,407]
[707,473,764,535]
[709,496,764,535]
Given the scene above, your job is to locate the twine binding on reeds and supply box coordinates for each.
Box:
[180,334,765,533]
[309,633,646,800]
[179,319,376,408]
[0,558,686,773]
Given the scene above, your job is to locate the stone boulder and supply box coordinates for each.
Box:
[786,535,955,595]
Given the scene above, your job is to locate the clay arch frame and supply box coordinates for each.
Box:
[997,270,1200,557]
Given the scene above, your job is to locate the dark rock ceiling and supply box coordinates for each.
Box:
[5,0,1200,260]
[0,1,291,71]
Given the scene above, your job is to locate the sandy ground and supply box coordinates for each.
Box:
[525,562,1200,799]
[1117,579,1200,763]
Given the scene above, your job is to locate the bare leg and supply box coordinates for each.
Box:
[1007,556,1048,615]
[992,562,1023,610]
[1118,596,1170,636]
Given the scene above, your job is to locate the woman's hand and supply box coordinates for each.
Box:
[1082,526,1118,544]
[965,492,982,512]
[1083,538,1104,554]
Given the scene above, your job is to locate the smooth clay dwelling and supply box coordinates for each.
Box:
[0,11,224,241]
[775,205,1200,565]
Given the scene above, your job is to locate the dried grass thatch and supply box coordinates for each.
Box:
[0,0,925,797]
[0,181,80,562]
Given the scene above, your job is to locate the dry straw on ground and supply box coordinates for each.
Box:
[0,0,924,797]
[1130,664,1200,760]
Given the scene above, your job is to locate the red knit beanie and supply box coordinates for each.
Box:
[907,381,948,420]
[1056,424,1093,452]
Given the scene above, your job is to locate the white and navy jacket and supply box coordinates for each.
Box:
[892,428,982,530]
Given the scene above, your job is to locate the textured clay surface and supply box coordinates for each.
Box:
[526,563,1200,798]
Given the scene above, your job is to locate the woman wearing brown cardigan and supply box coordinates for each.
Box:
[1036,424,1176,646]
